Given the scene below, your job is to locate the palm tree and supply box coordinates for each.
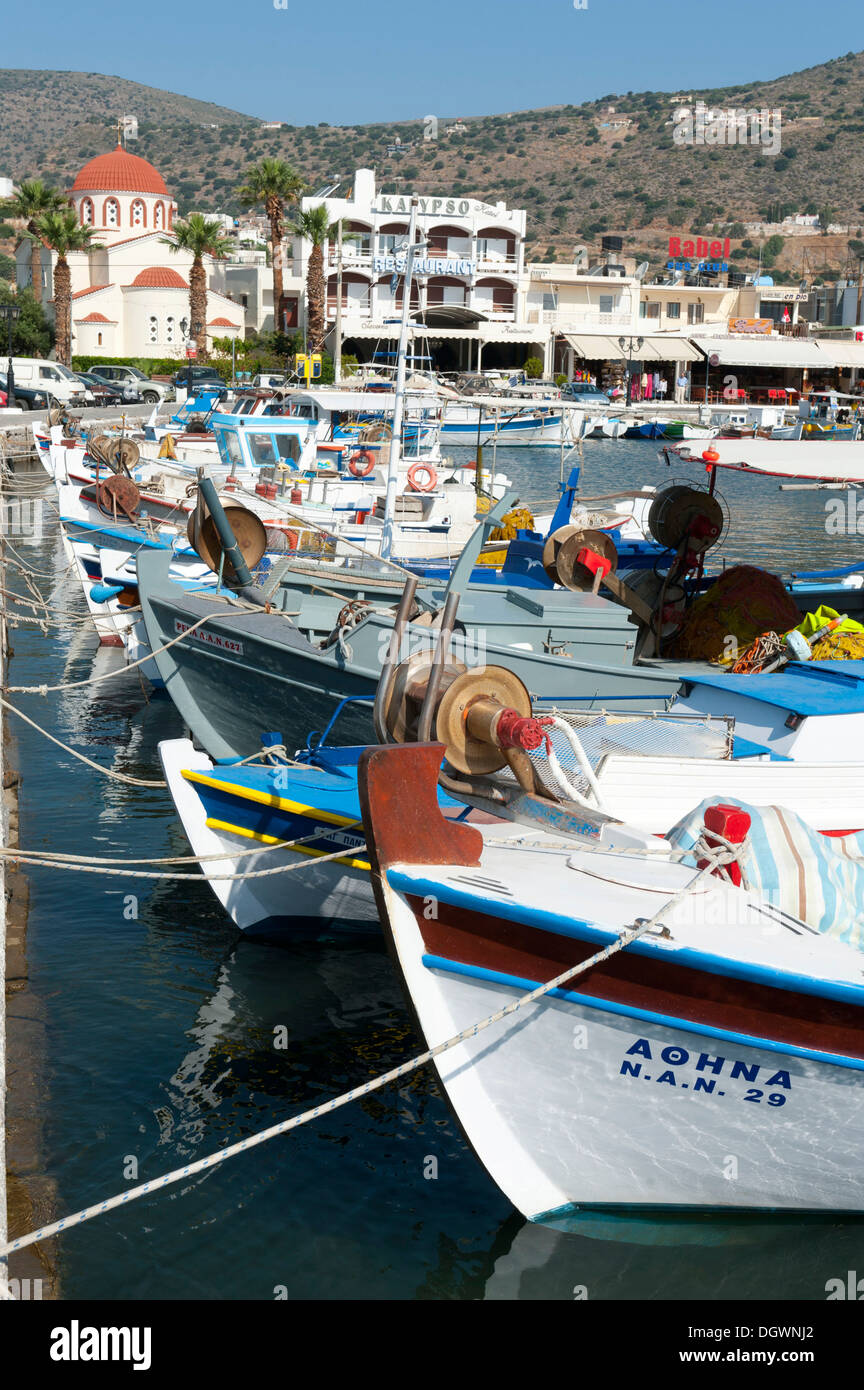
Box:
[32,209,102,365]
[4,179,67,301]
[236,158,305,333]
[288,205,357,353]
[163,214,232,360]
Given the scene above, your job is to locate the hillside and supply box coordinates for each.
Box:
[2,53,864,283]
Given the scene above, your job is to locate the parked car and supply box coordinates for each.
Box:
[0,371,52,411]
[75,372,129,406]
[89,365,173,404]
[172,365,229,400]
[562,381,612,405]
[6,358,92,407]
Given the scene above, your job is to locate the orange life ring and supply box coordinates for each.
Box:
[407,462,438,493]
[348,449,375,478]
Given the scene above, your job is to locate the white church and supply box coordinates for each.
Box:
[17,144,244,358]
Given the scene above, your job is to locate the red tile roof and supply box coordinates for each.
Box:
[71,145,168,196]
[208,317,236,327]
[71,284,112,298]
[130,266,188,289]
[76,312,112,323]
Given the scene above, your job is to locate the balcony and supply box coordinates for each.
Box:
[530,309,635,332]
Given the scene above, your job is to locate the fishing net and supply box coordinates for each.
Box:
[670,565,800,663]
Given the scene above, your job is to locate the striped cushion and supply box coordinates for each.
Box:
[668,798,864,947]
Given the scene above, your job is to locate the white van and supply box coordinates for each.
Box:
[10,359,92,407]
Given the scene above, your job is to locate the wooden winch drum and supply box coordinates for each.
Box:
[541,524,583,585]
[95,474,141,521]
[435,667,534,775]
[187,502,268,578]
[106,436,140,473]
[383,649,469,746]
[554,528,619,592]
[647,485,724,553]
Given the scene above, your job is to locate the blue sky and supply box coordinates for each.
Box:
[4,0,861,124]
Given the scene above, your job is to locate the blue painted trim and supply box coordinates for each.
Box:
[389,871,864,1008]
[420,953,864,1073]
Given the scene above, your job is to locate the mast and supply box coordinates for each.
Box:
[334,218,343,384]
[381,195,420,562]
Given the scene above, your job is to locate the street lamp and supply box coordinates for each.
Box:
[618,334,644,405]
[1,302,21,408]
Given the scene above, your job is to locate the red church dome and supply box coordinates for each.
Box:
[130,267,188,288]
[71,146,168,196]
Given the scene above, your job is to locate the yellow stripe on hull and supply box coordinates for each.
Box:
[204,816,371,873]
[182,768,356,828]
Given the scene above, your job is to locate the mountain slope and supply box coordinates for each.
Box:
[1,53,864,283]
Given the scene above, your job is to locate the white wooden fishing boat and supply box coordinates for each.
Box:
[360,740,864,1217]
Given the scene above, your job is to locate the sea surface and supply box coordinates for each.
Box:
[7,440,864,1301]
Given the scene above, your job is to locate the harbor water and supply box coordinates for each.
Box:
[10,439,864,1300]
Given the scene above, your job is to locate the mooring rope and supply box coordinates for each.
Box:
[1,833,744,1257]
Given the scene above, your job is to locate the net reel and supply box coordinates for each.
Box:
[647,484,724,568]
[187,498,268,580]
[95,474,141,524]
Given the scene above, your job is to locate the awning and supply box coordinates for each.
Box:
[690,337,827,369]
[641,336,702,363]
[814,340,864,369]
[563,334,625,360]
[563,333,701,362]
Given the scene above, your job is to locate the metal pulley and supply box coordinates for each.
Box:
[647,485,724,555]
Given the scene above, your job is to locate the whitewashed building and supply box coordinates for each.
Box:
[293,168,550,372]
[17,145,244,358]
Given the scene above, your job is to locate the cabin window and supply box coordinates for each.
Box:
[273,433,301,462]
[218,430,244,468]
[249,434,278,466]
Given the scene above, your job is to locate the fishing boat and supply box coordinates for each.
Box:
[359,738,864,1215]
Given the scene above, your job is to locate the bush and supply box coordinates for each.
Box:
[523,356,544,379]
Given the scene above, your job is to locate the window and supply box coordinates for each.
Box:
[542,291,558,312]
[104,198,119,228]
[598,294,615,314]
[80,198,94,225]
[165,316,175,345]
[640,300,660,319]
[97,332,102,346]
[154,202,165,231]
[131,199,146,228]
[148,315,158,344]
[378,234,402,255]
[687,302,705,325]
[666,301,681,319]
